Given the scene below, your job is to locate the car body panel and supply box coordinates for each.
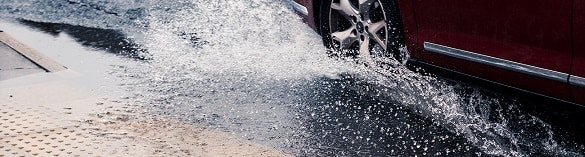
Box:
[413,0,574,102]
[395,0,421,59]
[295,0,584,105]
[291,0,317,28]
[572,1,585,103]
[414,0,572,73]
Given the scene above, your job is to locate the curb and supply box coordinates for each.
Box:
[0,31,66,72]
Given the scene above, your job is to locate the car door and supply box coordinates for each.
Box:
[413,0,574,100]
[571,1,585,104]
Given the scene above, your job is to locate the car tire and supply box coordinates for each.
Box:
[319,0,407,68]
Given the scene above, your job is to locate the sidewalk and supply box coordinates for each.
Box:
[0,30,290,156]
[0,32,44,81]
[0,31,66,81]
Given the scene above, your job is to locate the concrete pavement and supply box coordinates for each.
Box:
[0,30,290,156]
[0,31,66,81]
[0,32,46,81]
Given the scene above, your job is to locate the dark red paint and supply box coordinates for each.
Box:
[572,0,585,104]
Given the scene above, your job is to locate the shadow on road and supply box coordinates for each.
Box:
[19,19,149,60]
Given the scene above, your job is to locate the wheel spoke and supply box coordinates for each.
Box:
[368,20,387,50]
[370,34,387,51]
[368,20,386,34]
[358,0,377,20]
[331,27,358,48]
[359,37,375,65]
[331,0,358,20]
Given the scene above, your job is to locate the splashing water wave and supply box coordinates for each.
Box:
[1,0,583,156]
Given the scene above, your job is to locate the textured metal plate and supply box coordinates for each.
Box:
[0,101,140,157]
[0,81,150,157]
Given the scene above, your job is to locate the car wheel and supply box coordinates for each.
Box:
[320,0,407,68]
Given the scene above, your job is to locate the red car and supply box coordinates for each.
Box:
[290,0,585,105]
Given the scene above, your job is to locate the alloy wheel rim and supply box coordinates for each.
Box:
[329,0,389,66]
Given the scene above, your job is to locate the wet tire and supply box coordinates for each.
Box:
[319,0,407,67]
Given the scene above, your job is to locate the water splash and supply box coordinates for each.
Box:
[361,66,584,156]
[2,0,583,156]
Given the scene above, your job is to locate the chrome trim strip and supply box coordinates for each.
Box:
[569,75,585,88]
[423,42,569,83]
[417,61,582,107]
[287,0,309,16]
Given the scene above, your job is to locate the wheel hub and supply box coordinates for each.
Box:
[356,21,365,33]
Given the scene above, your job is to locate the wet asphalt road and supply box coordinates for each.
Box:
[1,0,585,156]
